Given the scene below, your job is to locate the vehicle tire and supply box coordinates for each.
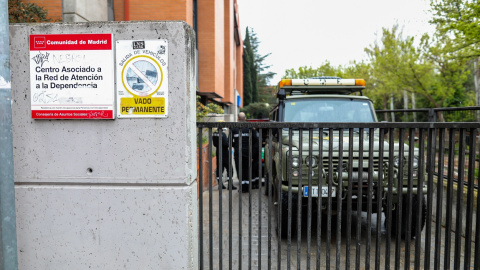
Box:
[391,194,426,239]
[277,191,298,239]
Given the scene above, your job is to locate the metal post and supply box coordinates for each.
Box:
[428,108,437,122]
[0,1,18,269]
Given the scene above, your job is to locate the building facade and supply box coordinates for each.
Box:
[24,0,244,114]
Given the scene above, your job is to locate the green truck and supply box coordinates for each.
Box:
[265,77,427,239]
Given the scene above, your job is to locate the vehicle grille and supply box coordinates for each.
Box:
[323,156,384,170]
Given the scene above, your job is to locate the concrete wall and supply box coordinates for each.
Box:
[63,0,108,22]
[201,113,234,123]
[10,21,198,269]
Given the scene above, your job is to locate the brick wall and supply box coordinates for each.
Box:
[198,0,222,97]
[197,143,217,195]
[113,0,125,21]
[223,0,234,104]
[234,0,243,106]
[21,0,242,107]
[127,0,193,26]
[236,44,243,106]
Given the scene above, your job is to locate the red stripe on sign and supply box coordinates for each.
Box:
[30,34,112,51]
[32,110,114,119]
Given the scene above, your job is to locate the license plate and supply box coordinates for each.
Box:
[303,186,336,197]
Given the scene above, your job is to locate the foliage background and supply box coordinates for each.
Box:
[279,1,480,122]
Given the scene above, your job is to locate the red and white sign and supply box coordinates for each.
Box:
[30,33,114,119]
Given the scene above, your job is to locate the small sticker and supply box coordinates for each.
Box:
[132,41,145,49]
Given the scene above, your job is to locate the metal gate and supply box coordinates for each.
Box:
[197,122,479,269]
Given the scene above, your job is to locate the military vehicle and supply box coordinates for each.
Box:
[266,77,426,239]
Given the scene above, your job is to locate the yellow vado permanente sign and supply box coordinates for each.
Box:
[120,97,165,114]
[116,40,168,118]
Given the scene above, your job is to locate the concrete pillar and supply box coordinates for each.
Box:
[9,21,197,269]
[0,0,18,268]
[63,0,108,22]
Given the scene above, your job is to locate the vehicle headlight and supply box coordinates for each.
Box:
[412,156,420,169]
[292,156,300,168]
[393,156,400,167]
[393,156,405,168]
[305,156,317,167]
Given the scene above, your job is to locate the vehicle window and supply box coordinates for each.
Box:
[284,98,375,122]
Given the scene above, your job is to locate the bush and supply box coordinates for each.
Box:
[241,102,270,119]
[9,0,52,23]
[196,96,224,122]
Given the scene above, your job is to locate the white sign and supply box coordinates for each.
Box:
[116,40,168,118]
[29,33,115,119]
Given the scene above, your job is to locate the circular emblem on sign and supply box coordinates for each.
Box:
[121,55,163,97]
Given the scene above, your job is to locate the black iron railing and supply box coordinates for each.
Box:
[376,106,480,122]
[197,122,480,269]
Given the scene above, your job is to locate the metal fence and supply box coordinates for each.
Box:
[376,106,480,123]
[197,122,480,269]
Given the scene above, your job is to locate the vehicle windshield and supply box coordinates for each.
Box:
[284,98,376,122]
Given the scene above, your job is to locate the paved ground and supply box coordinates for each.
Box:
[200,179,477,269]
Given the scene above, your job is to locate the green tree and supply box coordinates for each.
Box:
[249,28,276,87]
[243,28,255,106]
[420,32,473,108]
[257,85,277,105]
[282,24,472,119]
[243,27,276,106]
[283,62,341,79]
[364,25,472,122]
[9,0,52,23]
[241,102,270,119]
[365,26,412,111]
[430,0,480,58]
[430,0,480,115]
